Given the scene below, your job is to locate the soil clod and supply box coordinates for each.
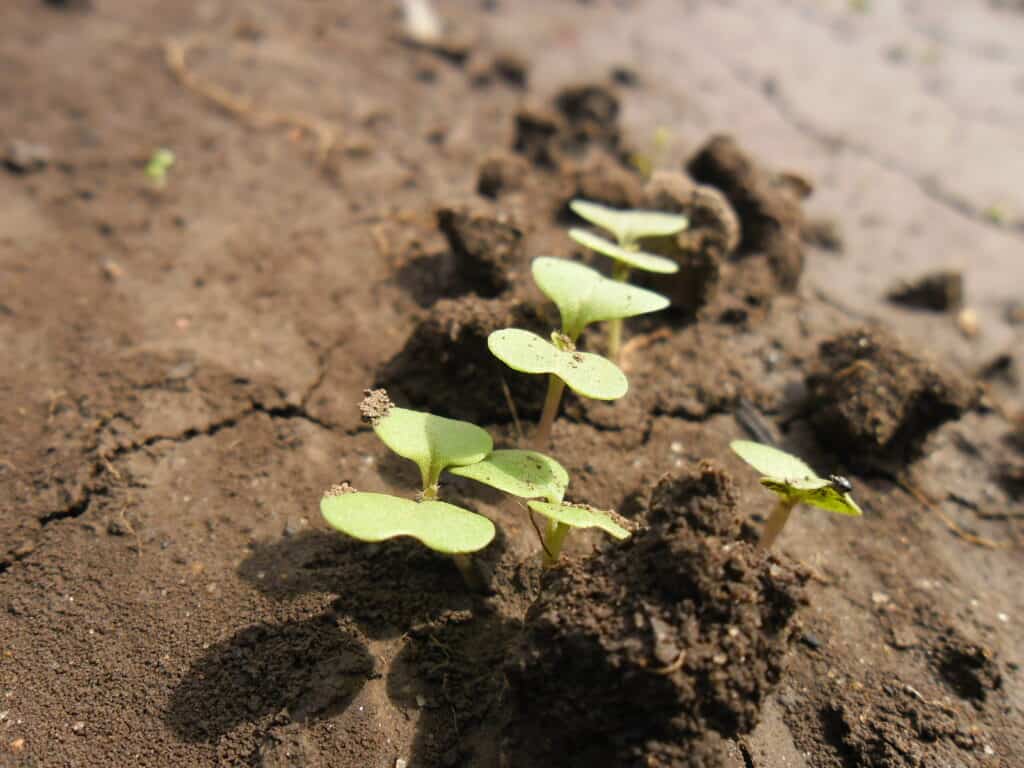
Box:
[436,201,524,297]
[505,463,806,767]
[807,327,978,462]
[887,270,964,312]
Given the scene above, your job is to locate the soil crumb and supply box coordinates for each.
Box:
[436,201,524,297]
[806,327,977,463]
[359,388,393,425]
[513,83,622,167]
[505,462,806,768]
[687,135,806,291]
[886,270,964,311]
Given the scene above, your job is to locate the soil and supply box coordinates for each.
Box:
[2,2,1023,768]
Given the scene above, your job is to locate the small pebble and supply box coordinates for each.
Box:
[871,591,890,606]
[71,721,85,734]
[800,632,822,650]
[9,738,25,752]
[396,759,408,768]
[997,613,1009,623]
[415,694,428,708]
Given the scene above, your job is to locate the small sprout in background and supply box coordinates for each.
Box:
[630,125,672,180]
[320,390,496,589]
[449,449,631,565]
[567,200,686,359]
[730,440,862,549]
[488,327,627,447]
[145,148,175,189]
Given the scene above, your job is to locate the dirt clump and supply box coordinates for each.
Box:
[358,388,393,426]
[505,463,806,767]
[932,631,1003,705]
[476,151,530,198]
[687,135,806,291]
[513,83,622,167]
[436,201,525,297]
[806,327,978,463]
[562,151,644,210]
[377,295,548,424]
[633,170,742,314]
[886,270,964,311]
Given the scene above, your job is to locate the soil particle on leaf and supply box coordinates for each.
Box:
[687,135,806,291]
[359,388,394,426]
[505,463,806,767]
[436,201,525,297]
[377,295,547,423]
[886,270,964,312]
[806,327,978,463]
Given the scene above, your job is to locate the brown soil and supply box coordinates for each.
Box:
[2,3,1022,768]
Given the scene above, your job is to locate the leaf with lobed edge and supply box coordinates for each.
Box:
[527,500,632,539]
[488,328,628,400]
[570,199,688,244]
[320,492,496,554]
[569,228,679,274]
[448,449,569,504]
[372,404,493,488]
[531,257,670,340]
[731,440,863,517]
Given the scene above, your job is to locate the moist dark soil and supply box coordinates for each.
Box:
[2,3,1022,768]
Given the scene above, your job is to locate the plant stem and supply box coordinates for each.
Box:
[542,520,570,567]
[532,374,566,448]
[451,554,486,592]
[607,261,632,362]
[759,497,796,549]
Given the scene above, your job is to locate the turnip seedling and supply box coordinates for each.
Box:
[448,448,630,564]
[145,148,175,189]
[730,440,862,549]
[568,199,687,359]
[488,328,627,446]
[320,390,496,588]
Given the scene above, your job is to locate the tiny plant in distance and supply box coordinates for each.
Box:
[730,440,862,549]
[320,389,495,588]
[568,199,688,360]
[145,148,175,189]
[448,448,630,565]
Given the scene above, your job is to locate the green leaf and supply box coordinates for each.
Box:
[488,329,628,400]
[569,228,679,274]
[570,199,688,244]
[532,257,670,340]
[321,491,495,554]
[730,440,816,481]
[732,440,863,517]
[448,449,568,503]
[527,500,632,539]
[374,407,493,490]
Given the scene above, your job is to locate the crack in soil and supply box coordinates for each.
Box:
[715,55,1024,238]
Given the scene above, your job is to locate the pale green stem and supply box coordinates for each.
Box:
[532,374,566,448]
[451,554,486,592]
[542,520,570,567]
[759,497,797,549]
[607,261,632,362]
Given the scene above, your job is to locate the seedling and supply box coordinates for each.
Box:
[568,199,687,359]
[448,448,630,564]
[488,328,627,446]
[145,148,175,189]
[730,440,862,549]
[320,390,496,587]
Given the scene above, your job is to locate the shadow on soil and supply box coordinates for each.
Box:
[165,613,374,742]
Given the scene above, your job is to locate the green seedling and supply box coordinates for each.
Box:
[145,148,175,189]
[488,328,627,446]
[567,200,687,359]
[730,440,862,549]
[449,448,630,565]
[320,390,496,588]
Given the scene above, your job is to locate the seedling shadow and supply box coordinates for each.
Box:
[237,528,508,639]
[165,613,373,743]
